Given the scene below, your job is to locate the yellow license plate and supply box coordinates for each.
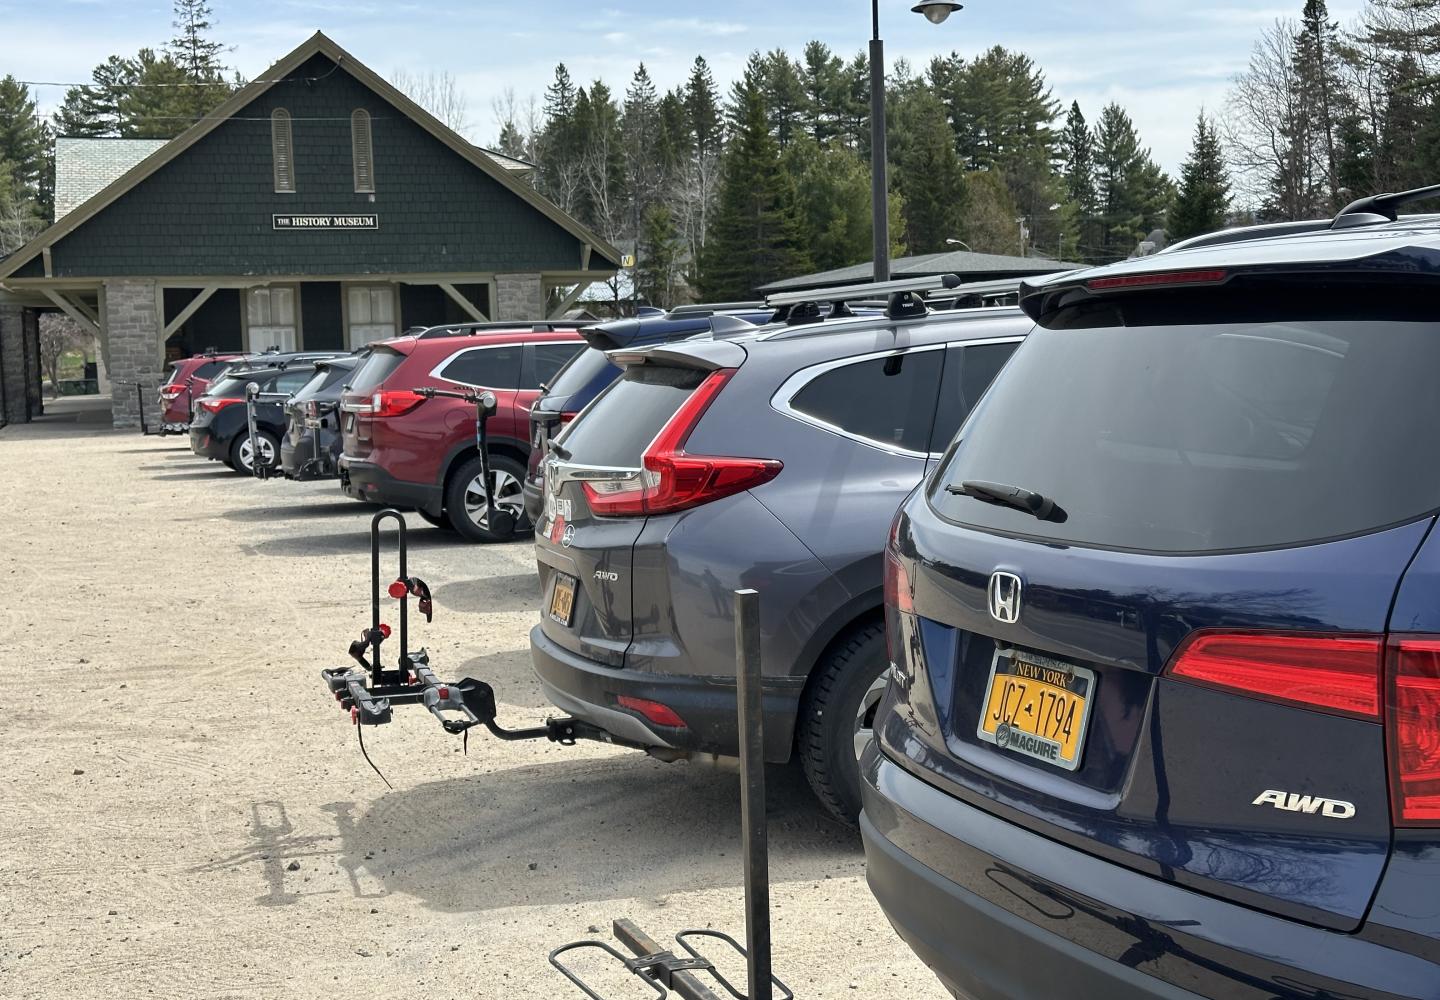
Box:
[548,573,577,626]
[977,649,1095,772]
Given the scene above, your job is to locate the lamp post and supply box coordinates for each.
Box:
[871,1,963,282]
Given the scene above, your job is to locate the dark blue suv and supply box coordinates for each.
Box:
[865,197,1440,998]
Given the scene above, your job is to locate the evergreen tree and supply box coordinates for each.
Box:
[622,64,660,238]
[1094,102,1172,260]
[537,64,584,213]
[168,0,230,123]
[1060,101,1099,254]
[684,57,722,158]
[118,49,192,139]
[1170,113,1232,240]
[962,170,1021,255]
[890,87,966,254]
[785,137,902,271]
[801,42,845,144]
[52,56,134,138]
[576,81,626,241]
[699,68,811,298]
[0,76,46,197]
[680,57,723,276]
[635,204,685,308]
[761,50,808,147]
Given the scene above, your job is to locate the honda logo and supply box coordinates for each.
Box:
[988,572,1022,624]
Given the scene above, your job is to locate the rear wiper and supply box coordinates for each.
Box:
[547,437,572,461]
[946,480,1066,522]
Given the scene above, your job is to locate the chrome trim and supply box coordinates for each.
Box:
[769,337,1025,459]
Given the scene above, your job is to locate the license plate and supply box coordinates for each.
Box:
[977,648,1095,771]
[549,573,577,626]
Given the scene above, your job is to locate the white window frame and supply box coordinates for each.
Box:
[343,283,398,351]
[243,284,302,352]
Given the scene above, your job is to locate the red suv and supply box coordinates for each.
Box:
[338,330,583,541]
[158,353,241,431]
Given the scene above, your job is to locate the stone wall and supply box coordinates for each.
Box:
[494,273,543,321]
[0,302,25,425]
[104,278,161,429]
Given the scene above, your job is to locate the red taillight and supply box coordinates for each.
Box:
[559,411,579,425]
[884,513,915,667]
[1166,631,1382,720]
[1387,638,1440,826]
[198,397,241,414]
[582,368,781,516]
[616,695,687,729]
[1086,268,1228,291]
[159,385,184,399]
[371,389,425,418]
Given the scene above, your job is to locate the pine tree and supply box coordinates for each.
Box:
[891,87,966,254]
[537,64,584,213]
[1170,113,1232,240]
[684,57,721,158]
[962,170,1021,255]
[785,137,902,271]
[801,42,845,144]
[0,76,46,196]
[679,58,723,277]
[1060,101,1099,255]
[761,50,808,148]
[622,64,660,238]
[635,204,685,307]
[167,0,231,124]
[1094,102,1172,260]
[52,56,134,138]
[118,49,192,139]
[699,68,811,298]
[576,81,626,241]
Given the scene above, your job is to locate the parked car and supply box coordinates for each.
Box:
[337,328,584,540]
[189,361,332,473]
[864,201,1440,998]
[279,354,363,481]
[157,352,242,431]
[529,301,1030,820]
[522,307,775,523]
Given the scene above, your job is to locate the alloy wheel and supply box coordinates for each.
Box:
[463,468,524,531]
[238,435,275,472]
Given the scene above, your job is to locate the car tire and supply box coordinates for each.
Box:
[443,454,531,543]
[416,510,453,530]
[797,621,889,825]
[230,430,279,475]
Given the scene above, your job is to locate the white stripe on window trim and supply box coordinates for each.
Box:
[351,109,375,193]
[271,108,295,193]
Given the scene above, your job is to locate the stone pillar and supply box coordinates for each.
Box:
[103,278,162,430]
[0,302,26,425]
[494,273,544,321]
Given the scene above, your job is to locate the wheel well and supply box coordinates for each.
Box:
[794,607,885,739]
[440,442,527,498]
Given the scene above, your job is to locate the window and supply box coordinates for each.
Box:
[436,346,523,389]
[270,369,314,395]
[349,347,406,395]
[532,343,583,388]
[786,349,945,455]
[247,286,298,352]
[351,109,374,193]
[271,109,294,193]
[559,365,707,468]
[929,341,1020,452]
[192,361,229,380]
[346,285,396,350]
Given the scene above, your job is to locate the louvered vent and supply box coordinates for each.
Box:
[271,109,295,193]
[351,109,375,193]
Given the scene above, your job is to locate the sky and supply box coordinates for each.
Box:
[0,0,1369,174]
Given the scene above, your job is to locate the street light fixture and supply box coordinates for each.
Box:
[871,1,962,282]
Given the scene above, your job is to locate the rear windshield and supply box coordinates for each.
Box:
[558,364,705,467]
[931,319,1440,553]
[205,376,247,399]
[192,360,228,380]
[346,348,406,395]
[546,347,618,400]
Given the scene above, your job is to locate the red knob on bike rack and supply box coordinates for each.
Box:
[350,706,359,725]
[379,623,391,638]
[438,686,449,700]
[388,580,408,600]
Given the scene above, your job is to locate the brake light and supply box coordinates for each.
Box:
[371,389,426,418]
[582,368,781,516]
[198,397,241,414]
[884,513,915,669]
[159,384,184,399]
[616,695,687,729]
[1086,268,1228,291]
[1387,638,1440,826]
[560,411,579,425]
[1165,631,1382,720]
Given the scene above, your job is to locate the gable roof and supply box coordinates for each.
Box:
[54,138,168,221]
[1,32,619,280]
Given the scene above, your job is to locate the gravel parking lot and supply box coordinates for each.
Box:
[1,417,947,1000]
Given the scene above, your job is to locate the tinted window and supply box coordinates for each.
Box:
[205,377,247,399]
[932,321,1440,553]
[930,341,1019,451]
[438,346,522,388]
[193,361,228,380]
[558,365,706,467]
[294,368,330,399]
[546,348,619,400]
[347,348,406,394]
[789,350,944,454]
[271,369,314,394]
[533,343,583,388]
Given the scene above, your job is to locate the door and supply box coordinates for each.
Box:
[247,286,299,352]
[346,285,397,350]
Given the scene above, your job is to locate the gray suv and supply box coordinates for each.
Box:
[529,303,1030,820]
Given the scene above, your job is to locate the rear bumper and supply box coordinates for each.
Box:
[188,425,226,461]
[522,476,544,524]
[861,749,1439,1000]
[338,457,442,514]
[529,623,799,762]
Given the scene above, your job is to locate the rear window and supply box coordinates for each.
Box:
[205,376,247,399]
[192,361,228,380]
[347,348,406,395]
[558,365,706,468]
[533,342,583,388]
[545,348,618,400]
[931,319,1440,553]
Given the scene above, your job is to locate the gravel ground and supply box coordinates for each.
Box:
[0,417,948,1000]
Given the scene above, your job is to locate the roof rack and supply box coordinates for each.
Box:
[765,274,963,327]
[1333,183,1440,228]
[413,320,592,339]
[667,301,766,317]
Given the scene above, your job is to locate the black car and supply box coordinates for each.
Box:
[279,354,362,480]
[189,363,323,473]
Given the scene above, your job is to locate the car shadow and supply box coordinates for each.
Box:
[220,501,371,522]
[148,469,245,481]
[327,754,859,914]
[430,573,541,614]
[247,526,478,557]
[448,647,545,705]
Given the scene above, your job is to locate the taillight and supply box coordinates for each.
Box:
[1165,631,1382,720]
[371,389,425,418]
[1387,638,1440,826]
[1086,268,1228,291]
[582,368,781,516]
[198,397,241,414]
[883,512,915,668]
[305,401,319,418]
[159,385,183,399]
[559,411,579,425]
[616,695,687,729]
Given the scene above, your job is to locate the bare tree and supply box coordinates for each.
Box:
[0,195,42,256]
[391,69,471,138]
[1224,20,1316,219]
[38,314,88,398]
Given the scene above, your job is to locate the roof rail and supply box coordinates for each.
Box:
[1333,183,1440,228]
[667,301,765,317]
[1163,220,1333,253]
[765,273,962,326]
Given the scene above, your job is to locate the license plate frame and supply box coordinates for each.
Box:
[549,573,577,626]
[976,648,1096,772]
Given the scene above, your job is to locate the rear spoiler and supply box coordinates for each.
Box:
[607,340,747,372]
[583,314,757,351]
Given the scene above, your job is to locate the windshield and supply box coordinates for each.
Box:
[930,319,1440,553]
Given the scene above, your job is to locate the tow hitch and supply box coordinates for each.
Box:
[320,507,648,756]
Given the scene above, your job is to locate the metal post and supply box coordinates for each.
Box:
[136,382,148,436]
[733,588,772,1000]
[869,3,889,285]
